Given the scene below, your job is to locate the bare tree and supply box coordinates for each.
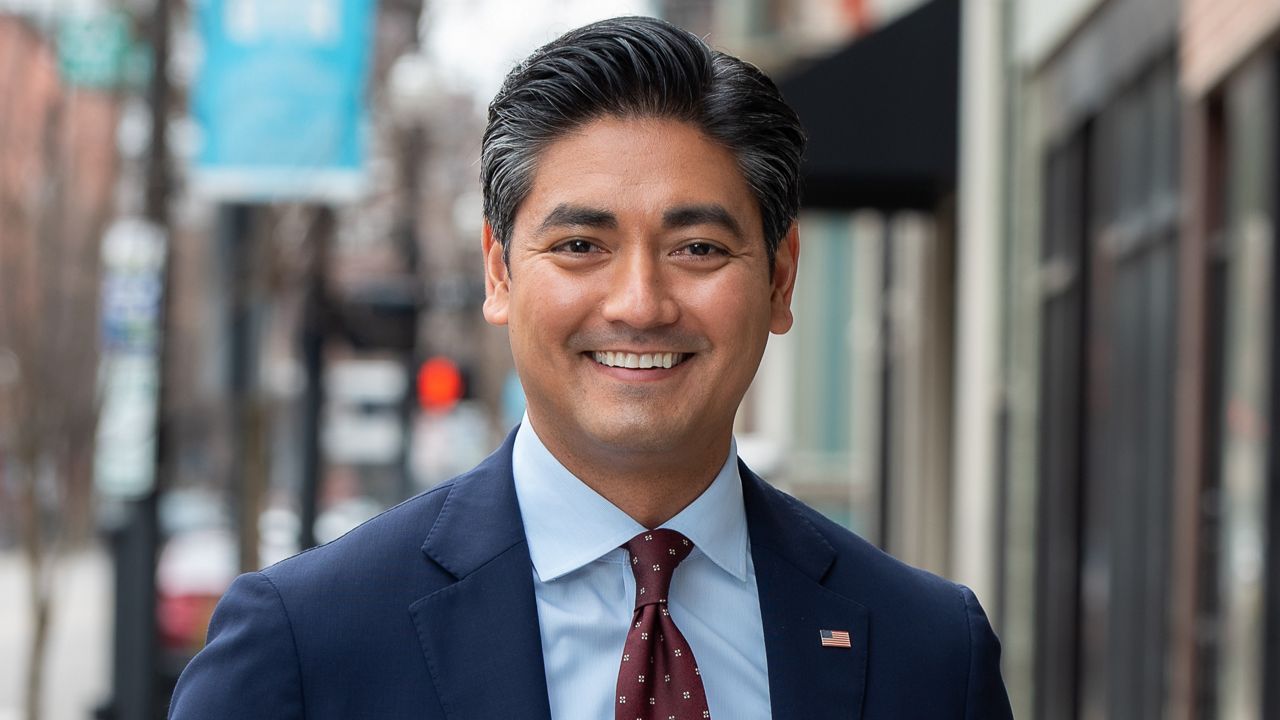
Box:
[0,16,119,720]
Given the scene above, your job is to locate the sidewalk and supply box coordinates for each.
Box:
[0,547,111,720]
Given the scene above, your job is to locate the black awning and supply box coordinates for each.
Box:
[779,0,960,211]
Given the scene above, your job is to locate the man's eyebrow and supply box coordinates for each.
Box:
[662,204,744,238]
[538,204,618,232]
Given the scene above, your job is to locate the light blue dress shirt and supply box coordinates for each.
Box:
[512,418,772,720]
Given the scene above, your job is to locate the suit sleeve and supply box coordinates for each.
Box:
[960,585,1014,720]
[169,571,305,720]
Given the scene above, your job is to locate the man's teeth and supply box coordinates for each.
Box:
[591,351,685,369]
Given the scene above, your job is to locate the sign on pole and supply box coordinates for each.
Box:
[94,218,168,499]
[191,0,378,202]
[57,9,131,88]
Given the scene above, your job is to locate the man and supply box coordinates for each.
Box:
[171,16,1013,719]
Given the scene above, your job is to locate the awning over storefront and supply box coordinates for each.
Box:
[779,0,959,211]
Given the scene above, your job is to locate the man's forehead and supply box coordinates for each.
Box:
[512,117,760,228]
[533,202,747,238]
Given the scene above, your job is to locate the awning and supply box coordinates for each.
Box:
[779,0,960,211]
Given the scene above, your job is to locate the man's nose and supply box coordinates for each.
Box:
[599,251,679,329]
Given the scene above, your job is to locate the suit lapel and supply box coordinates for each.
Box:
[743,464,868,720]
[407,438,870,719]
[409,434,553,720]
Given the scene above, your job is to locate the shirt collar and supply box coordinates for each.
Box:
[511,415,749,583]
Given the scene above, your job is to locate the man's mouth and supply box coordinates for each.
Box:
[590,351,689,369]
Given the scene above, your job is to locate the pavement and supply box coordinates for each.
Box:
[0,546,111,720]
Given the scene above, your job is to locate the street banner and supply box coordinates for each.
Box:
[191,0,377,201]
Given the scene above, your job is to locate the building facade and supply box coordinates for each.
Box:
[722,0,1280,716]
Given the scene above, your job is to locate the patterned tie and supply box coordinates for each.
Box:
[615,529,711,720]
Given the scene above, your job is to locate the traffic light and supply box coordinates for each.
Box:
[416,356,463,412]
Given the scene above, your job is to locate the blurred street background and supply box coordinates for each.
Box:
[0,0,1277,718]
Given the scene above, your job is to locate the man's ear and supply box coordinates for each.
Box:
[481,220,510,326]
[769,222,800,335]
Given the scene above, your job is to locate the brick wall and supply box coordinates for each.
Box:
[0,13,121,531]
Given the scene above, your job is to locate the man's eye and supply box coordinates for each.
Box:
[683,242,722,257]
[557,239,596,253]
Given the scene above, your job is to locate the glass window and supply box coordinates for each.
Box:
[1213,53,1274,720]
[780,210,878,536]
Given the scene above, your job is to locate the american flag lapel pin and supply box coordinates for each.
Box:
[819,629,852,648]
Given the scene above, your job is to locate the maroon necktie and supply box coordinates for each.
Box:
[615,529,711,720]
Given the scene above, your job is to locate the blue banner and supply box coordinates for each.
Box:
[192,0,377,201]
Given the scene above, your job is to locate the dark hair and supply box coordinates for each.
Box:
[481,15,805,269]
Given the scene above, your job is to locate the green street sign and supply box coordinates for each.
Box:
[57,11,131,89]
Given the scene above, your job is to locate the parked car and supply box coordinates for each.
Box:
[156,489,236,683]
[155,489,301,684]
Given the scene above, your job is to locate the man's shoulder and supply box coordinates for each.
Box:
[171,462,510,720]
[258,445,511,595]
[253,480,452,603]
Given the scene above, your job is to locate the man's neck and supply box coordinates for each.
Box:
[528,421,733,529]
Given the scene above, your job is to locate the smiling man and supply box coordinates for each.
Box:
[487,115,791,531]
[170,16,1013,720]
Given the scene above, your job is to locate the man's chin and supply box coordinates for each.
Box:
[580,415,690,456]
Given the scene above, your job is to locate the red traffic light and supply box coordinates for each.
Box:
[417,357,463,412]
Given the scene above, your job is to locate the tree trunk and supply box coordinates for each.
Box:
[24,571,50,720]
[19,456,53,720]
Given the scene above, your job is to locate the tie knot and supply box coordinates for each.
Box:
[623,529,694,608]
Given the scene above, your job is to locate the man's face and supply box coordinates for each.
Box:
[482,116,798,464]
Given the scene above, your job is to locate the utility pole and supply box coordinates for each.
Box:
[223,202,262,573]
[102,0,169,717]
[299,207,334,552]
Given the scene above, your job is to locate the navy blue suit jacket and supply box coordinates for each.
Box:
[170,430,1013,718]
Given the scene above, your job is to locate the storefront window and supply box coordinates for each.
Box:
[781,210,877,535]
[1213,54,1273,720]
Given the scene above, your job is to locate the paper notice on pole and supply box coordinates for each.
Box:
[93,218,168,499]
[94,355,160,498]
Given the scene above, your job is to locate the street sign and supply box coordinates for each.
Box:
[94,218,168,499]
[57,10,131,88]
[190,0,377,201]
[100,220,166,354]
[323,359,407,464]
